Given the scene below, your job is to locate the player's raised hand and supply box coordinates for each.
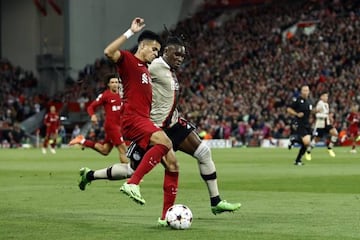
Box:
[297,112,304,118]
[130,17,145,33]
[91,114,98,125]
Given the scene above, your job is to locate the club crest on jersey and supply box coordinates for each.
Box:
[141,73,151,84]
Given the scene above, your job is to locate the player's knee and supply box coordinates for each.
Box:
[330,128,338,136]
[161,136,173,150]
[159,135,173,150]
[166,161,179,172]
[101,150,110,156]
[119,153,129,164]
[194,142,211,164]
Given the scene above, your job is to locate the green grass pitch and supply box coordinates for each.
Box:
[0,147,359,240]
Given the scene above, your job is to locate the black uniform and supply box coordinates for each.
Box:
[289,96,313,138]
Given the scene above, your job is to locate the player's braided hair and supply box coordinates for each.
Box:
[163,24,186,47]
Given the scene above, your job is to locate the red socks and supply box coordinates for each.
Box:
[83,140,95,148]
[127,144,169,184]
[161,170,179,220]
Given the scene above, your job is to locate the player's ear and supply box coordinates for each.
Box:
[139,41,146,50]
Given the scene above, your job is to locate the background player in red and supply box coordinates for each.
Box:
[104,17,178,205]
[346,104,359,153]
[69,73,133,189]
[42,105,59,154]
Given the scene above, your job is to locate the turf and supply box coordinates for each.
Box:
[0,147,359,240]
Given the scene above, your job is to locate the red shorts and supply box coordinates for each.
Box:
[121,115,161,149]
[348,127,358,137]
[104,124,124,146]
[46,128,57,137]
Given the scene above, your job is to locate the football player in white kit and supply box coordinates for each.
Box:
[307,91,338,158]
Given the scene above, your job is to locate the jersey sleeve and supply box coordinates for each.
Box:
[116,50,128,76]
[43,114,49,125]
[55,114,60,128]
[288,97,298,110]
[87,93,105,116]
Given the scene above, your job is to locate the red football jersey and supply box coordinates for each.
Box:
[347,112,359,129]
[87,89,122,127]
[115,50,152,118]
[44,112,59,131]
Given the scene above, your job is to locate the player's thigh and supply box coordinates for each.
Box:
[178,131,201,155]
[50,132,58,139]
[302,134,311,145]
[115,143,127,154]
[328,127,338,136]
[298,127,311,145]
[150,130,172,149]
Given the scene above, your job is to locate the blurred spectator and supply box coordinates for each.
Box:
[6,122,25,148]
[58,125,67,145]
[71,124,81,139]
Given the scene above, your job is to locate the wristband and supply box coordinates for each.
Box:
[123,29,134,39]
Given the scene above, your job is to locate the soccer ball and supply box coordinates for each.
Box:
[165,204,193,230]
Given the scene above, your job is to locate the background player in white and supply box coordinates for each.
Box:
[306,91,338,158]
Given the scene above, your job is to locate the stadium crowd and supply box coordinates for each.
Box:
[0,59,45,147]
[171,0,360,146]
[1,0,360,147]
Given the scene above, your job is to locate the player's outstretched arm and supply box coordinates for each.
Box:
[104,17,145,62]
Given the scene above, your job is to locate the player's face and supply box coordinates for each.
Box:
[140,40,161,63]
[50,106,56,113]
[164,45,186,70]
[301,86,310,98]
[351,105,358,112]
[108,78,119,93]
[320,93,328,102]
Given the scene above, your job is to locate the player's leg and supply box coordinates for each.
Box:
[49,133,57,154]
[349,129,358,153]
[115,143,129,163]
[178,131,241,214]
[107,143,134,178]
[77,162,134,191]
[294,128,311,165]
[108,129,129,164]
[302,126,312,161]
[92,142,113,155]
[126,130,172,184]
[69,133,115,156]
[306,128,319,157]
[78,137,133,191]
[42,132,50,154]
[327,127,338,157]
[120,120,172,204]
[158,150,179,222]
[302,134,312,160]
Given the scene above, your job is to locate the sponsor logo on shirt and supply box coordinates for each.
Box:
[141,73,150,84]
